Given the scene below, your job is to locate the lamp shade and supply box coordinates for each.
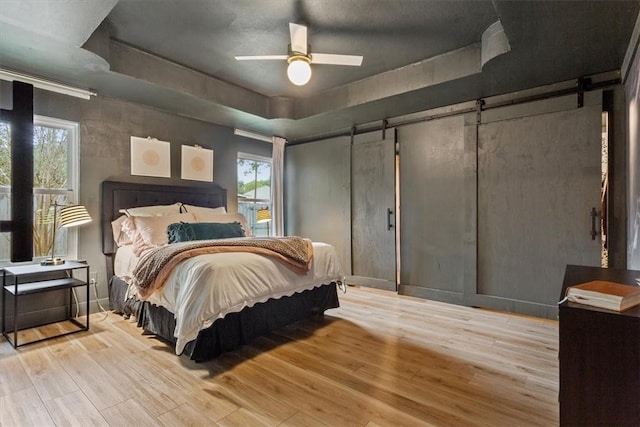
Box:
[59,204,92,227]
[256,208,272,223]
[41,203,92,266]
[287,58,312,86]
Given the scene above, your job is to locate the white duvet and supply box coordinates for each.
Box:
[116,242,343,354]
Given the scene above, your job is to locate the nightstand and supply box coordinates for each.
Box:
[1,261,90,348]
[559,265,640,426]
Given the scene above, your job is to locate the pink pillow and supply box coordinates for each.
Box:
[130,212,196,256]
[111,215,133,247]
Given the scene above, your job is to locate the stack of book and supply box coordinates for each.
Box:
[566,280,640,311]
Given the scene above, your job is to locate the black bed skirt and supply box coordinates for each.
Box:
[108,276,340,362]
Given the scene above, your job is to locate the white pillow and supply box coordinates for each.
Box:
[129,212,196,256]
[119,203,182,217]
[189,212,252,237]
[181,204,227,216]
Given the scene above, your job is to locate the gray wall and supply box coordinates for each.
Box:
[285,136,351,274]
[1,81,271,324]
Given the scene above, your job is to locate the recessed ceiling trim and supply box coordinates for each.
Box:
[109,40,272,118]
[481,20,511,68]
[234,128,272,143]
[295,44,483,119]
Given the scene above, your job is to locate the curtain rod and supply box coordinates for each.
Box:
[0,69,96,100]
[234,128,272,143]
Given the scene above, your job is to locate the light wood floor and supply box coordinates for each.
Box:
[1,286,559,426]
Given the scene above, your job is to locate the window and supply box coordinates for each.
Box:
[237,152,272,237]
[0,116,80,263]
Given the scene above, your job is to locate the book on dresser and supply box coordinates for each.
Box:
[566,280,640,312]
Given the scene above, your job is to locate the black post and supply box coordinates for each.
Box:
[11,81,34,262]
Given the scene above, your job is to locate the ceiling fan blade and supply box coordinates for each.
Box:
[289,23,308,55]
[311,53,363,66]
[235,55,288,61]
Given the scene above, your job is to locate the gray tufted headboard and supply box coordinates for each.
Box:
[101,180,227,256]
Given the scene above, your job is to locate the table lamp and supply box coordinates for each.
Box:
[256,207,272,236]
[41,203,92,266]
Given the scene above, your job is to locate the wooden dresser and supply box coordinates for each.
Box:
[559,265,640,426]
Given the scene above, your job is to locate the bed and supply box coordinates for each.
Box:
[101,180,342,361]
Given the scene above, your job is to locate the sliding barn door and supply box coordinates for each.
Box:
[475,98,602,312]
[350,134,396,290]
[397,115,466,303]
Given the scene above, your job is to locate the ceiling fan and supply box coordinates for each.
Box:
[234,23,363,86]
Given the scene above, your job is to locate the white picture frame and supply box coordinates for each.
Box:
[181,145,213,182]
[130,136,171,178]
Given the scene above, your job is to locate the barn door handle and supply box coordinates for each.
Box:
[590,207,598,240]
[387,208,394,230]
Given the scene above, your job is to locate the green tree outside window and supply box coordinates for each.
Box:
[0,122,71,258]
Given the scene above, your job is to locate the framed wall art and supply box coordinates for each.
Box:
[181,144,213,182]
[130,136,171,178]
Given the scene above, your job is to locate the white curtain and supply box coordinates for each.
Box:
[271,136,286,236]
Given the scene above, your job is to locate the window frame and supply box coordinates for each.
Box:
[237,152,272,237]
[0,115,80,264]
[237,152,272,203]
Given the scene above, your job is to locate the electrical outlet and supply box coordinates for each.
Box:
[90,272,98,285]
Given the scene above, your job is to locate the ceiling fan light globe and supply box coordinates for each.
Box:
[287,59,312,86]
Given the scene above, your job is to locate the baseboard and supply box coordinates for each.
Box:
[346,275,396,291]
[465,293,559,319]
[396,284,558,319]
[398,284,464,305]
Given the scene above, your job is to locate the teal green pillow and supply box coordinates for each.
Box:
[167,222,245,243]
